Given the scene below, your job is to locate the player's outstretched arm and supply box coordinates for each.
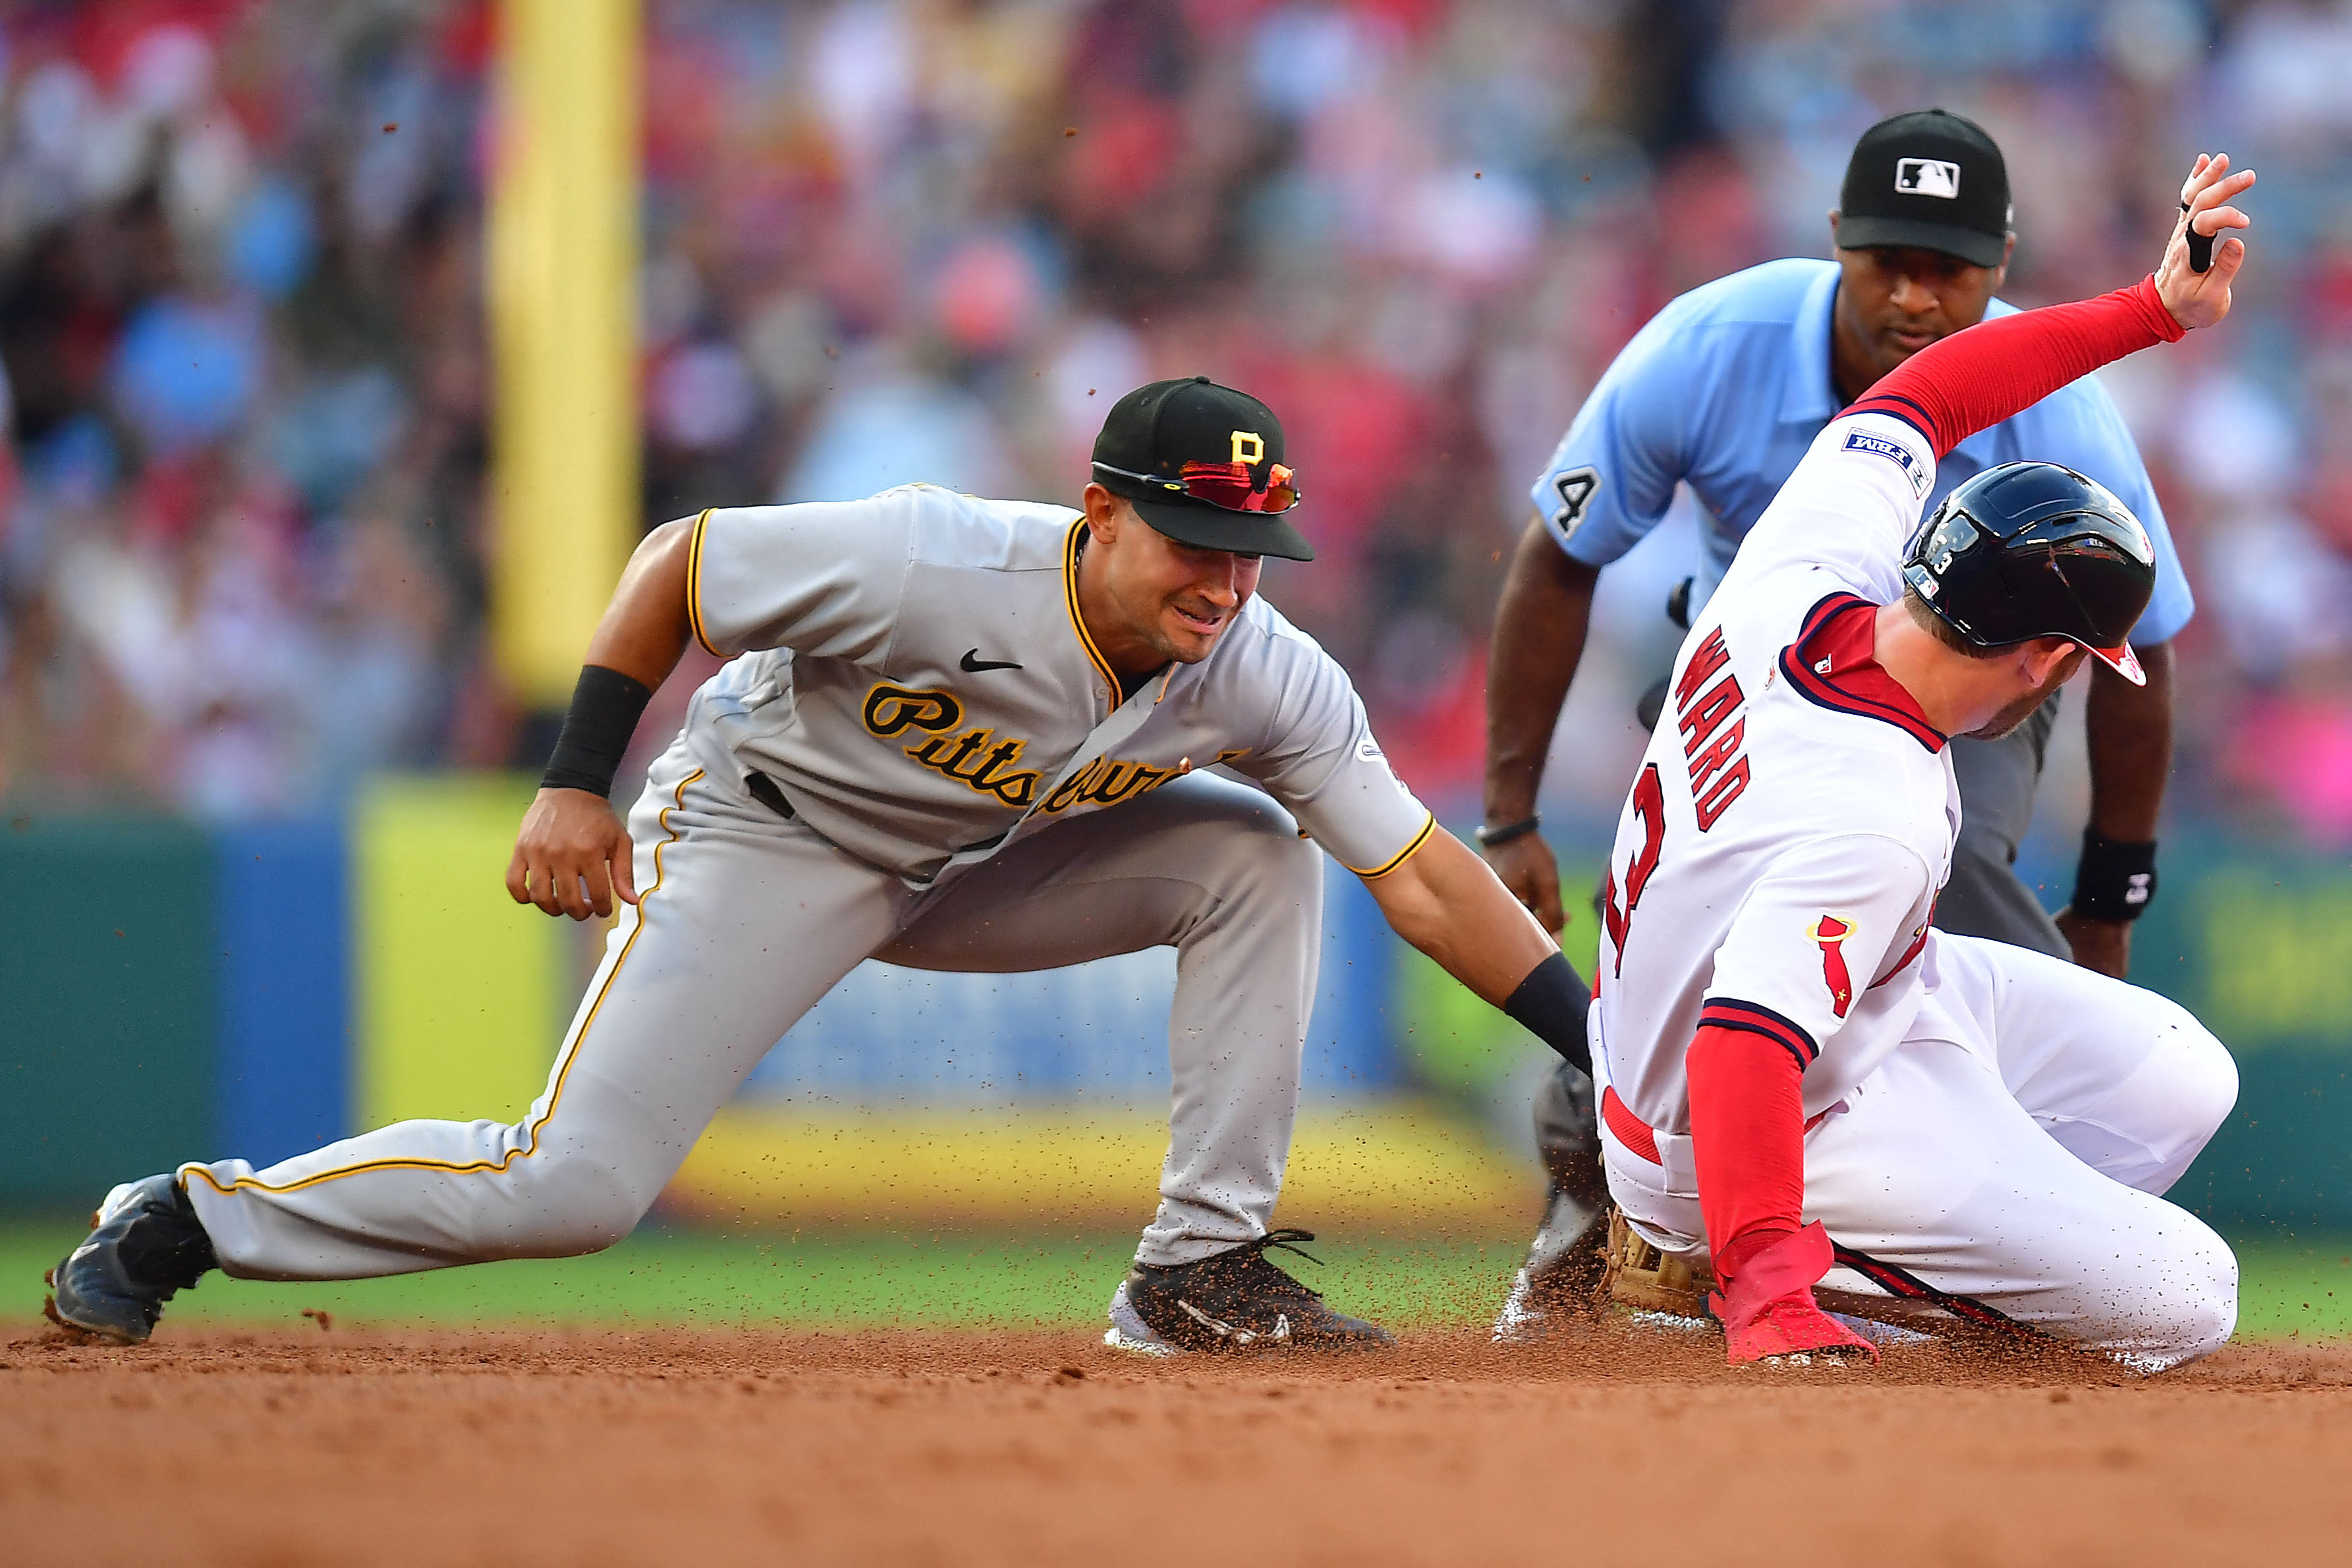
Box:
[505,517,700,921]
[1364,827,1592,1069]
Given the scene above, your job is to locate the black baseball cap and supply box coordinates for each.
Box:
[1090,376,1314,562]
[1902,461,2155,685]
[1837,109,2011,268]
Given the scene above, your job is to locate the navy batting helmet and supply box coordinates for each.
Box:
[1901,461,2156,685]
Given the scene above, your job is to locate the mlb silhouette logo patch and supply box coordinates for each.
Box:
[1844,429,1930,495]
[1895,157,1961,199]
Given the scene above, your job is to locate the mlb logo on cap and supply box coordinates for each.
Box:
[1837,109,2010,267]
[1895,157,1961,199]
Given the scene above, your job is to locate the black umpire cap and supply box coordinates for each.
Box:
[1838,109,2012,269]
[1091,377,1315,562]
[1902,461,2156,685]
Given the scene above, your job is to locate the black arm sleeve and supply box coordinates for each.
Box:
[1503,951,1592,1074]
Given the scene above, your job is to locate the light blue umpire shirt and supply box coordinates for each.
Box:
[1528,258,2194,645]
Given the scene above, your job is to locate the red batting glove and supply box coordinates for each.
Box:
[1708,1222,1879,1366]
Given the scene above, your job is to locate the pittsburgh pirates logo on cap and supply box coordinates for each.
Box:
[1091,377,1316,562]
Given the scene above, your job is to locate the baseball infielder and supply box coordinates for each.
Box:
[1582,154,2253,1367]
[47,376,1594,1351]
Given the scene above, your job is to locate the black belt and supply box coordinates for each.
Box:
[743,771,795,821]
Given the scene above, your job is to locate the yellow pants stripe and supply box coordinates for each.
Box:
[183,770,706,1200]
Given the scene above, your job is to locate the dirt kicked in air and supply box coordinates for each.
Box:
[3,1324,2347,1567]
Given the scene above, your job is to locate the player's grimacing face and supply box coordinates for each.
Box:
[1129,529,1262,664]
[1088,497,1262,668]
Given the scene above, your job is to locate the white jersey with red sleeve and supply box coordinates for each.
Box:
[1588,408,1961,1184]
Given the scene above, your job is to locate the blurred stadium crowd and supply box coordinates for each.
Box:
[1,0,2349,844]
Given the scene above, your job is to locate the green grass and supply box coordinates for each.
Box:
[7,1221,2346,1340]
[2232,1238,2352,1341]
[0,1222,1523,1331]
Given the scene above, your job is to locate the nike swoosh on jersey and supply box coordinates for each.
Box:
[959,650,1023,672]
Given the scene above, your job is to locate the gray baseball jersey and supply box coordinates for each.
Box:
[175,482,1438,1292]
[685,484,1434,885]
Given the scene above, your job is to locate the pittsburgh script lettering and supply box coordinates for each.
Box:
[861,683,1041,808]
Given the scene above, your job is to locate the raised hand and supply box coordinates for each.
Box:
[2156,152,2255,331]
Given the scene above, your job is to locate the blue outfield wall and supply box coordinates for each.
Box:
[213,820,349,1169]
[2,796,2349,1230]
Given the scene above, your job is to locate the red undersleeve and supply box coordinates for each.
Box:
[1685,1022,1807,1284]
[1849,275,2184,460]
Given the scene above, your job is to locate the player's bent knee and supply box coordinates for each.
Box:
[2163,1224,2239,1364]
[509,1155,650,1258]
[2107,1213,2237,1367]
[2165,1009,2240,1145]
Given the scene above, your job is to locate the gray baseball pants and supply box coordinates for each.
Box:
[1935,695,2067,957]
[183,731,1323,1278]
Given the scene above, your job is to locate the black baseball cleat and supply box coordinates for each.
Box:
[1492,1056,1611,1343]
[1490,1183,1610,1343]
[43,1175,218,1345]
[1103,1229,1393,1353]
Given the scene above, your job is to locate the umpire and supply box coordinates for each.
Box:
[1484,110,2194,1337]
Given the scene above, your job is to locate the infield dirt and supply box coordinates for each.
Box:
[4,1324,2345,1567]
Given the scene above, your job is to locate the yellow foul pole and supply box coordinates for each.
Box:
[489,0,640,709]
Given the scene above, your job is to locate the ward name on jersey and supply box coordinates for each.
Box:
[684,483,1433,885]
[1591,409,1959,1187]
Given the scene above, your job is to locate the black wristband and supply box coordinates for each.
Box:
[540,665,654,798]
[1502,951,1592,1075]
[1476,814,1542,849]
[2071,829,2158,922]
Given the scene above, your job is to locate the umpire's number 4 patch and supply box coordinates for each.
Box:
[1552,467,1600,542]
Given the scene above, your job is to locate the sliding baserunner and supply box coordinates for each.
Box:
[1581,154,2253,1367]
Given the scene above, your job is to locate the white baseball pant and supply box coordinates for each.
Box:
[1602,932,2241,1368]
[183,729,1323,1277]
